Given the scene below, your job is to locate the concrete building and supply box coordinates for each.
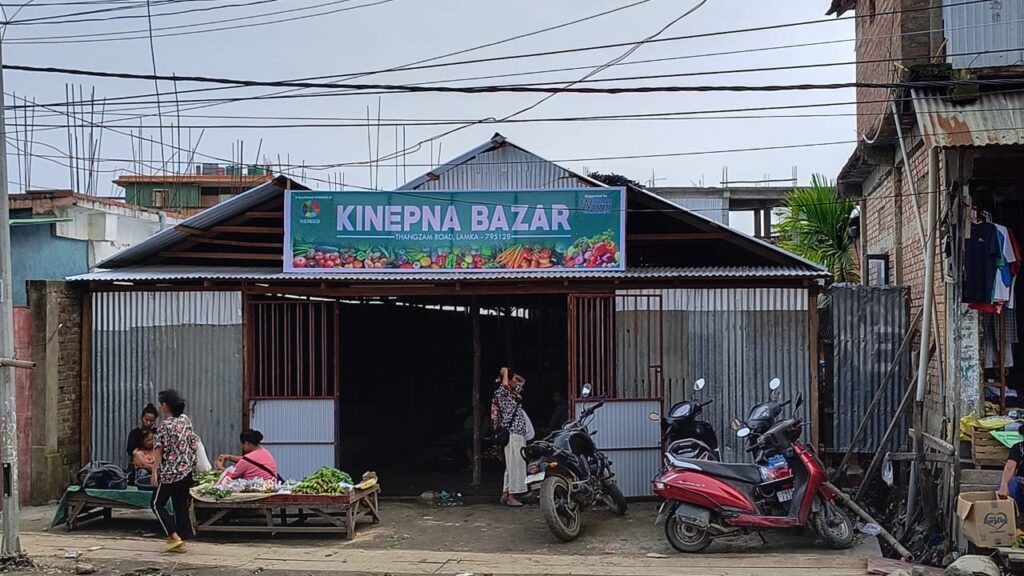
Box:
[114,164,274,209]
[650,186,793,238]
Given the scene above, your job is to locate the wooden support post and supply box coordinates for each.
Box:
[808,289,820,450]
[471,297,482,488]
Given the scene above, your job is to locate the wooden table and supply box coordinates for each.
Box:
[193,485,381,539]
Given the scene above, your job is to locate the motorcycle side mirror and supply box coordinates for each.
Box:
[730,418,743,431]
[694,378,706,392]
[795,394,804,410]
[648,411,660,422]
[769,377,781,391]
[736,427,751,438]
[581,383,592,398]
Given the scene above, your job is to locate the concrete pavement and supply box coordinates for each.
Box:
[20,532,871,576]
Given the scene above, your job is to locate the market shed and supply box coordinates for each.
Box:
[73,134,828,497]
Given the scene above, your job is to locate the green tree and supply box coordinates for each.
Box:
[776,175,859,282]
[588,172,643,189]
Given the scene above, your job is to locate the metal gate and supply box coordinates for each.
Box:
[568,294,664,497]
[246,300,339,479]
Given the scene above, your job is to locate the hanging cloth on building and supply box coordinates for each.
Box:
[985,308,1019,369]
[993,223,1017,307]
[964,220,1001,305]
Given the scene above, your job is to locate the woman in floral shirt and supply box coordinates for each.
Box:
[150,389,198,553]
[491,367,527,507]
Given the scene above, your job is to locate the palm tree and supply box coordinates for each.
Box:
[776,175,859,283]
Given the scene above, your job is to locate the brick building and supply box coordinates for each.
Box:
[832,0,1024,435]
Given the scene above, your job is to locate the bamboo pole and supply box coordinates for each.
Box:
[826,481,914,562]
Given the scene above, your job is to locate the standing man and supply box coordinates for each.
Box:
[492,367,527,507]
[549,389,569,431]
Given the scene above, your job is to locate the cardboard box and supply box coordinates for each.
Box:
[957,491,1017,548]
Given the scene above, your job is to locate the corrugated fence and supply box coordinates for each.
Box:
[90,291,243,466]
[619,288,811,462]
[828,284,910,453]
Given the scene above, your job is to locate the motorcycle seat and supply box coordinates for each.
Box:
[667,454,763,485]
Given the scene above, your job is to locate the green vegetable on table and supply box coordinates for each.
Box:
[194,470,221,485]
[195,485,233,500]
[290,467,353,495]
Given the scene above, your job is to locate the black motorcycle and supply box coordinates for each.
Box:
[733,377,789,464]
[648,378,720,461]
[522,383,627,542]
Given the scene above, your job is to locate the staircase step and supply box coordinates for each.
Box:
[962,468,1003,485]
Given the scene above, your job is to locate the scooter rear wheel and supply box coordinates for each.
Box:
[665,513,711,553]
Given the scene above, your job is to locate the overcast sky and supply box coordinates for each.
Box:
[2,0,857,208]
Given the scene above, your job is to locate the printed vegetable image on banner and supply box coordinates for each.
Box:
[284,188,625,272]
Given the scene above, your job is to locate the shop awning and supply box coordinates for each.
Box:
[912,89,1024,148]
[69,264,826,282]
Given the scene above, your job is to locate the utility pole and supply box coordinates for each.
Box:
[0,37,28,558]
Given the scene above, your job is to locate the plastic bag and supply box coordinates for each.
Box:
[195,436,212,473]
[960,411,1014,441]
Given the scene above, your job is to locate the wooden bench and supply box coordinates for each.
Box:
[193,485,381,540]
[65,490,155,531]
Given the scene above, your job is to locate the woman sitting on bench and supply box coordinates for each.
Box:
[131,429,157,489]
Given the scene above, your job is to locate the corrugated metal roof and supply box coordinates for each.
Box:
[398,133,604,191]
[92,134,825,276]
[94,176,306,269]
[911,89,1024,148]
[69,265,826,282]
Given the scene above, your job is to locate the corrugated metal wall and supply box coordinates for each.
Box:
[250,399,335,480]
[620,288,811,462]
[944,0,1024,69]
[661,196,727,225]
[829,285,910,453]
[573,400,661,498]
[91,291,243,466]
[409,145,592,190]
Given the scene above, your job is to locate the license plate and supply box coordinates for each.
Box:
[526,472,545,486]
[777,489,794,502]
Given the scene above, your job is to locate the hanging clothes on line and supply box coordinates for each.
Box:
[964,219,1001,305]
[985,309,1019,369]
[963,216,1022,310]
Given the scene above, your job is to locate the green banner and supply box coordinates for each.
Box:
[284,189,625,272]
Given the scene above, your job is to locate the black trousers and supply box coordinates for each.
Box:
[151,475,194,540]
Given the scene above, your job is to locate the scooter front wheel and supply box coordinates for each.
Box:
[665,513,711,553]
[540,475,582,542]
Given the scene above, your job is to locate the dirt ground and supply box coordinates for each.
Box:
[13,496,880,560]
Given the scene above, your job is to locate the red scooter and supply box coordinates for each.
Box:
[651,386,853,553]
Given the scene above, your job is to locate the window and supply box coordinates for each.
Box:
[867,254,890,287]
